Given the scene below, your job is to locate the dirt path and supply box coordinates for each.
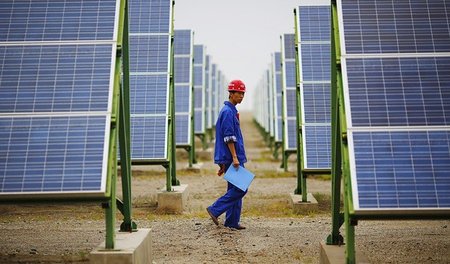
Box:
[0,111,449,263]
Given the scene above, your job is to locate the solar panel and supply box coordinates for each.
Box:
[193,44,206,134]
[273,52,283,142]
[174,29,193,146]
[128,0,172,160]
[339,0,450,214]
[0,0,119,198]
[193,49,206,135]
[297,2,331,169]
[205,55,213,130]
[281,34,297,151]
[211,63,218,125]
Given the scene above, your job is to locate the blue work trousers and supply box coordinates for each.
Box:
[207,164,247,228]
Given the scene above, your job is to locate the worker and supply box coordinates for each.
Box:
[206,79,248,230]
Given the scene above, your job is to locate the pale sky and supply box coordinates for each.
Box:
[174,0,301,110]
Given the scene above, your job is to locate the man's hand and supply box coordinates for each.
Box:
[217,164,225,176]
[232,156,239,169]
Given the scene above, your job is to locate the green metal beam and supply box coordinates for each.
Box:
[327,0,344,247]
[118,0,136,232]
[168,0,179,189]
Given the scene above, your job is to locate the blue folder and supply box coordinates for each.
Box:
[223,166,255,191]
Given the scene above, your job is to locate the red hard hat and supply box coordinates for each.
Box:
[228,79,246,92]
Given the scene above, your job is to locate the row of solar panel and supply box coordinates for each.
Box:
[0,0,227,198]
[253,3,332,170]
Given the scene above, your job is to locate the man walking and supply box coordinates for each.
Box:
[206,79,248,230]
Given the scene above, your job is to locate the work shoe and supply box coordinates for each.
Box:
[206,207,219,226]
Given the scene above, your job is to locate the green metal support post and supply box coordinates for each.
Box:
[327,0,344,246]
[189,35,197,166]
[168,0,179,188]
[293,8,307,200]
[118,0,137,232]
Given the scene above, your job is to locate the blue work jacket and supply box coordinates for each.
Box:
[214,101,247,165]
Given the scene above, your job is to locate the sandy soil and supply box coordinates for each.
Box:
[0,112,449,263]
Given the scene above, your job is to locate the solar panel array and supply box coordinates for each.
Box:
[193,45,206,134]
[128,0,172,160]
[281,34,298,151]
[297,2,331,169]
[0,0,119,198]
[339,0,450,214]
[174,29,193,146]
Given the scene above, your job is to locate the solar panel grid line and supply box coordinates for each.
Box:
[338,0,450,214]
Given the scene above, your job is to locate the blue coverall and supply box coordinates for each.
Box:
[207,101,247,229]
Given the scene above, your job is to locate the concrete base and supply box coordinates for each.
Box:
[183,162,203,173]
[90,229,152,264]
[157,184,189,213]
[290,193,319,214]
[319,241,370,264]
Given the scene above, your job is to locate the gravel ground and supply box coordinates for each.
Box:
[0,112,449,263]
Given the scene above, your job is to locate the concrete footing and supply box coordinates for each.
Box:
[90,229,152,264]
[184,162,203,173]
[157,184,189,213]
[290,193,319,214]
[319,241,370,264]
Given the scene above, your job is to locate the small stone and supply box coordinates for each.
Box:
[443,225,447,228]
[195,222,202,225]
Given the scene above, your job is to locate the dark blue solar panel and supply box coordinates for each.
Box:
[273,52,283,142]
[0,44,113,113]
[299,6,330,41]
[205,55,212,129]
[352,130,450,209]
[283,34,296,59]
[0,0,117,42]
[341,0,450,54]
[284,61,297,88]
[175,114,189,144]
[129,35,170,73]
[175,85,190,113]
[174,30,192,55]
[193,67,203,88]
[304,125,331,169]
[129,75,168,115]
[297,3,331,169]
[174,30,192,145]
[0,116,106,193]
[129,0,172,160]
[194,110,203,133]
[285,90,297,117]
[174,57,191,83]
[287,119,297,149]
[193,44,205,134]
[194,45,204,65]
[300,44,330,81]
[303,83,331,123]
[347,57,450,127]
[129,0,171,34]
[131,116,167,159]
